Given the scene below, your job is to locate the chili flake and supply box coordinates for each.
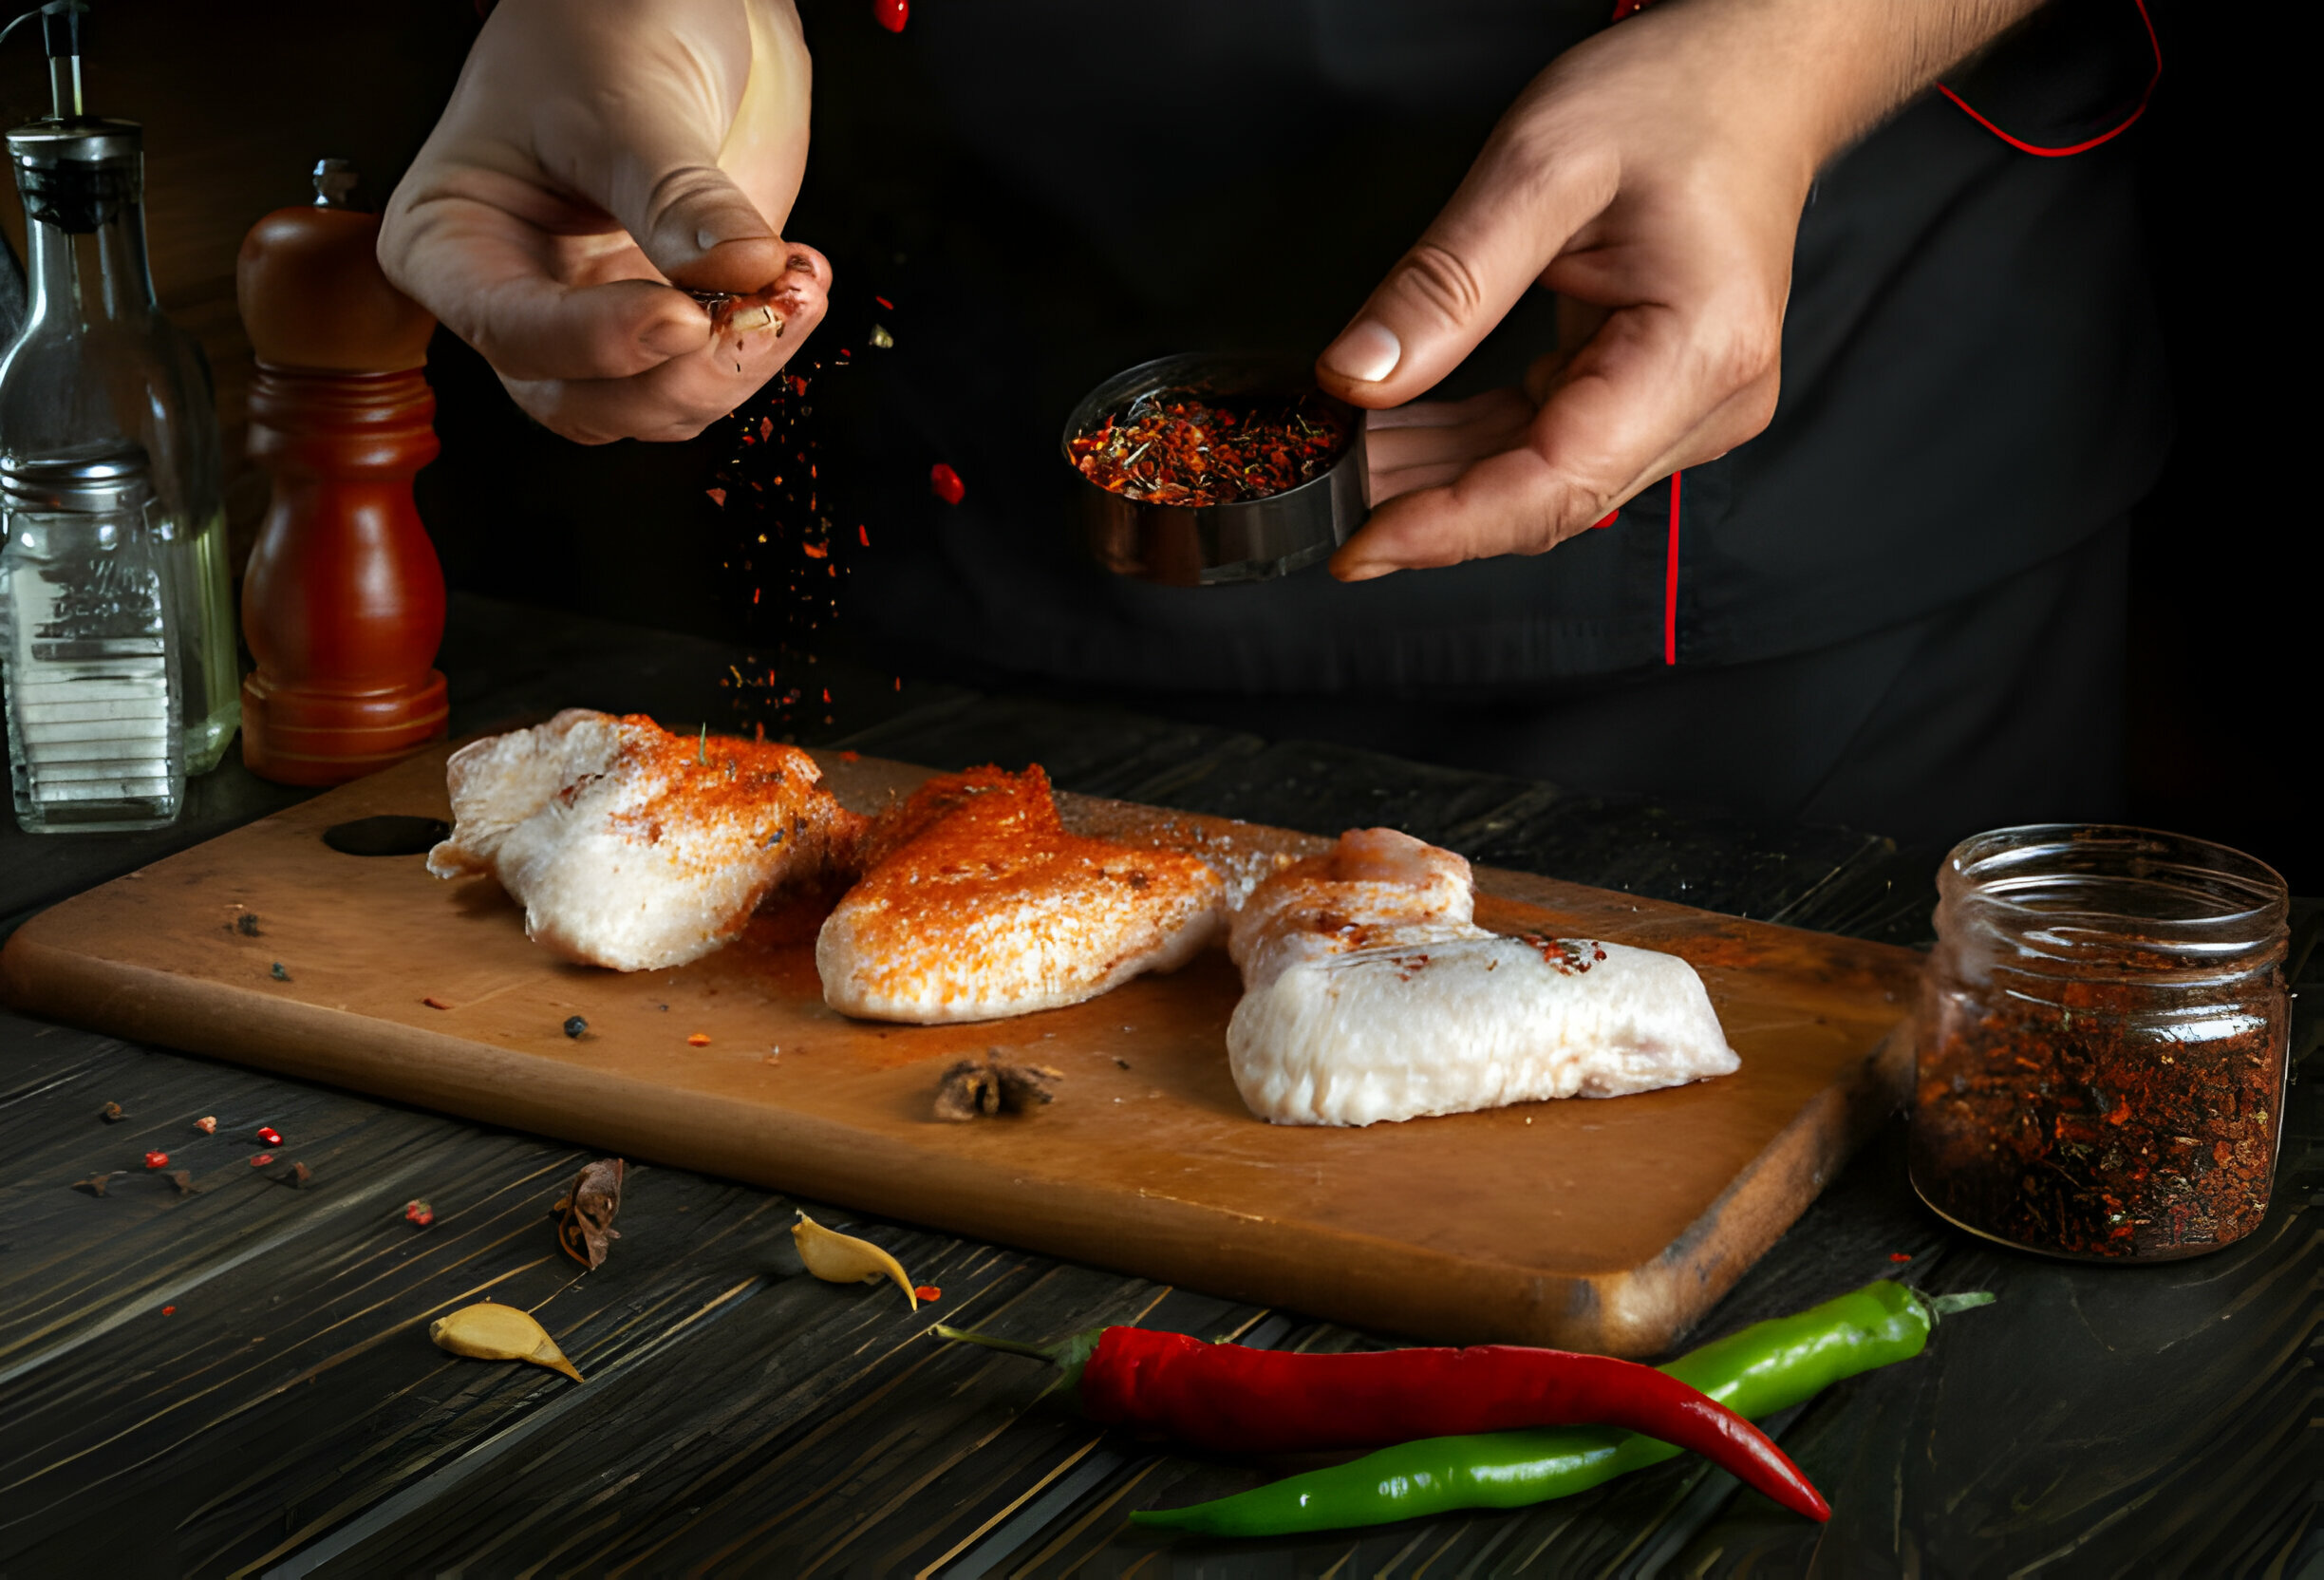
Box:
[143,1150,168,1169]
[914,1285,941,1303]
[404,1199,435,1226]
[100,1100,127,1123]
[250,1153,276,1168]
[1068,387,1347,507]
[194,1116,216,1134]
[929,463,965,505]
[687,1032,712,1046]
[255,1126,283,1147]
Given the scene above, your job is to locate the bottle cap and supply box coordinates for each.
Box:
[5,116,138,167]
[2,445,151,513]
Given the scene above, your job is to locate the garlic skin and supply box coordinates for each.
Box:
[429,1301,584,1382]
[791,1212,918,1309]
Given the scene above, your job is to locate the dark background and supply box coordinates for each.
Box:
[0,0,2304,889]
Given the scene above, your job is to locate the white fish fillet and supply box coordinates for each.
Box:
[427,709,859,971]
[817,765,1226,1024]
[1227,828,1737,1126]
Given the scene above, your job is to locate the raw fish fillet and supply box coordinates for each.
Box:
[1228,828,1737,1126]
[817,765,1226,1023]
[427,709,862,970]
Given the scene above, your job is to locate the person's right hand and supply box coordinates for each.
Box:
[378,0,828,444]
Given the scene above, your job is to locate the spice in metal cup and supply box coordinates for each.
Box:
[1062,353,1368,587]
[1911,825,2289,1261]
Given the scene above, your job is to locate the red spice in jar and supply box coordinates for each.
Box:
[1909,827,2288,1261]
[1068,388,1347,507]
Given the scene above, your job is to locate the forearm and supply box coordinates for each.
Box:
[1621,0,2049,172]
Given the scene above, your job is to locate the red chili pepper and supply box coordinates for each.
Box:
[934,1324,1829,1521]
[929,463,965,505]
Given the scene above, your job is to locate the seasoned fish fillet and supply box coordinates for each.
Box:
[817,765,1226,1023]
[1228,828,1737,1126]
[427,709,863,970]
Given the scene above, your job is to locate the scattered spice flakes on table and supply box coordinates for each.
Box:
[422,996,452,1010]
[193,1115,216,1134]
[687,1032,712,1047]
[553,1157,625,1270]
[269,962,290,981]
[914,1285,941,1303]
[164,1170,197,1197]
[143,1151,169,1170]
[255,1126,283,1146]
[250,1153,276,1168]
[98,1100,126,1123]
[274,1161,314,1190]
[1888,1252,1913,1262]
[563,1015,588,1040]
[236,912,261,937]
[1069,387,1348,507]
[404,1199,435,1227]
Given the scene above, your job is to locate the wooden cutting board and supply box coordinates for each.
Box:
[0,744,1921,1357]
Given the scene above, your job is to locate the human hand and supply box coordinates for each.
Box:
[378,0,827,444]
[1321,0,2039,580]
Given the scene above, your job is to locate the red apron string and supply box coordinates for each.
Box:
[1662,469,1682,666]
[1934,0,2160,158]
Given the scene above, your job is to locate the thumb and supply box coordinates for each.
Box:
[1318,141,1616,408]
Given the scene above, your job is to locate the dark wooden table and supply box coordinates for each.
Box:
[4,595,2317,1578]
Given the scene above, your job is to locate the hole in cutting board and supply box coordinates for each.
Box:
[323,816,452,857]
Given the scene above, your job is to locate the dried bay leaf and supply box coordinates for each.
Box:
[428,1302,584,1382]
[792,1211,917,1308]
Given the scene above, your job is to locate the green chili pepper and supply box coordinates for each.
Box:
[1132,1280,1994,1538]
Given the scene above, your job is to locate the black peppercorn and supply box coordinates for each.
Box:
[564,1015,588,1040]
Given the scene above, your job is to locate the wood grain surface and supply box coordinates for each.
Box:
[4,596,2314,1577]
[2,743,1918,1359]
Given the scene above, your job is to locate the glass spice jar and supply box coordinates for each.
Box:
[1911,825,2289,1261]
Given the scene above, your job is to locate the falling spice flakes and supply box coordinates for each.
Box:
[793,1211,918,1308]
[934,1052,1063,1121]
[1888,1252,1914,1263]
[867,323,894,348]
[404,1199,436,1227]
[929,463,965,505]
[194,1116,217,1135]
[99,1100,127,1124]
[871,0,907,30]
[552,1157,625,1270]
[143,1150,169,1170]
[255,1126,283,1147]
[430,1302,585,1383]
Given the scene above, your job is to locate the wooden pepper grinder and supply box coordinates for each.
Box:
[237,158,447,784]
